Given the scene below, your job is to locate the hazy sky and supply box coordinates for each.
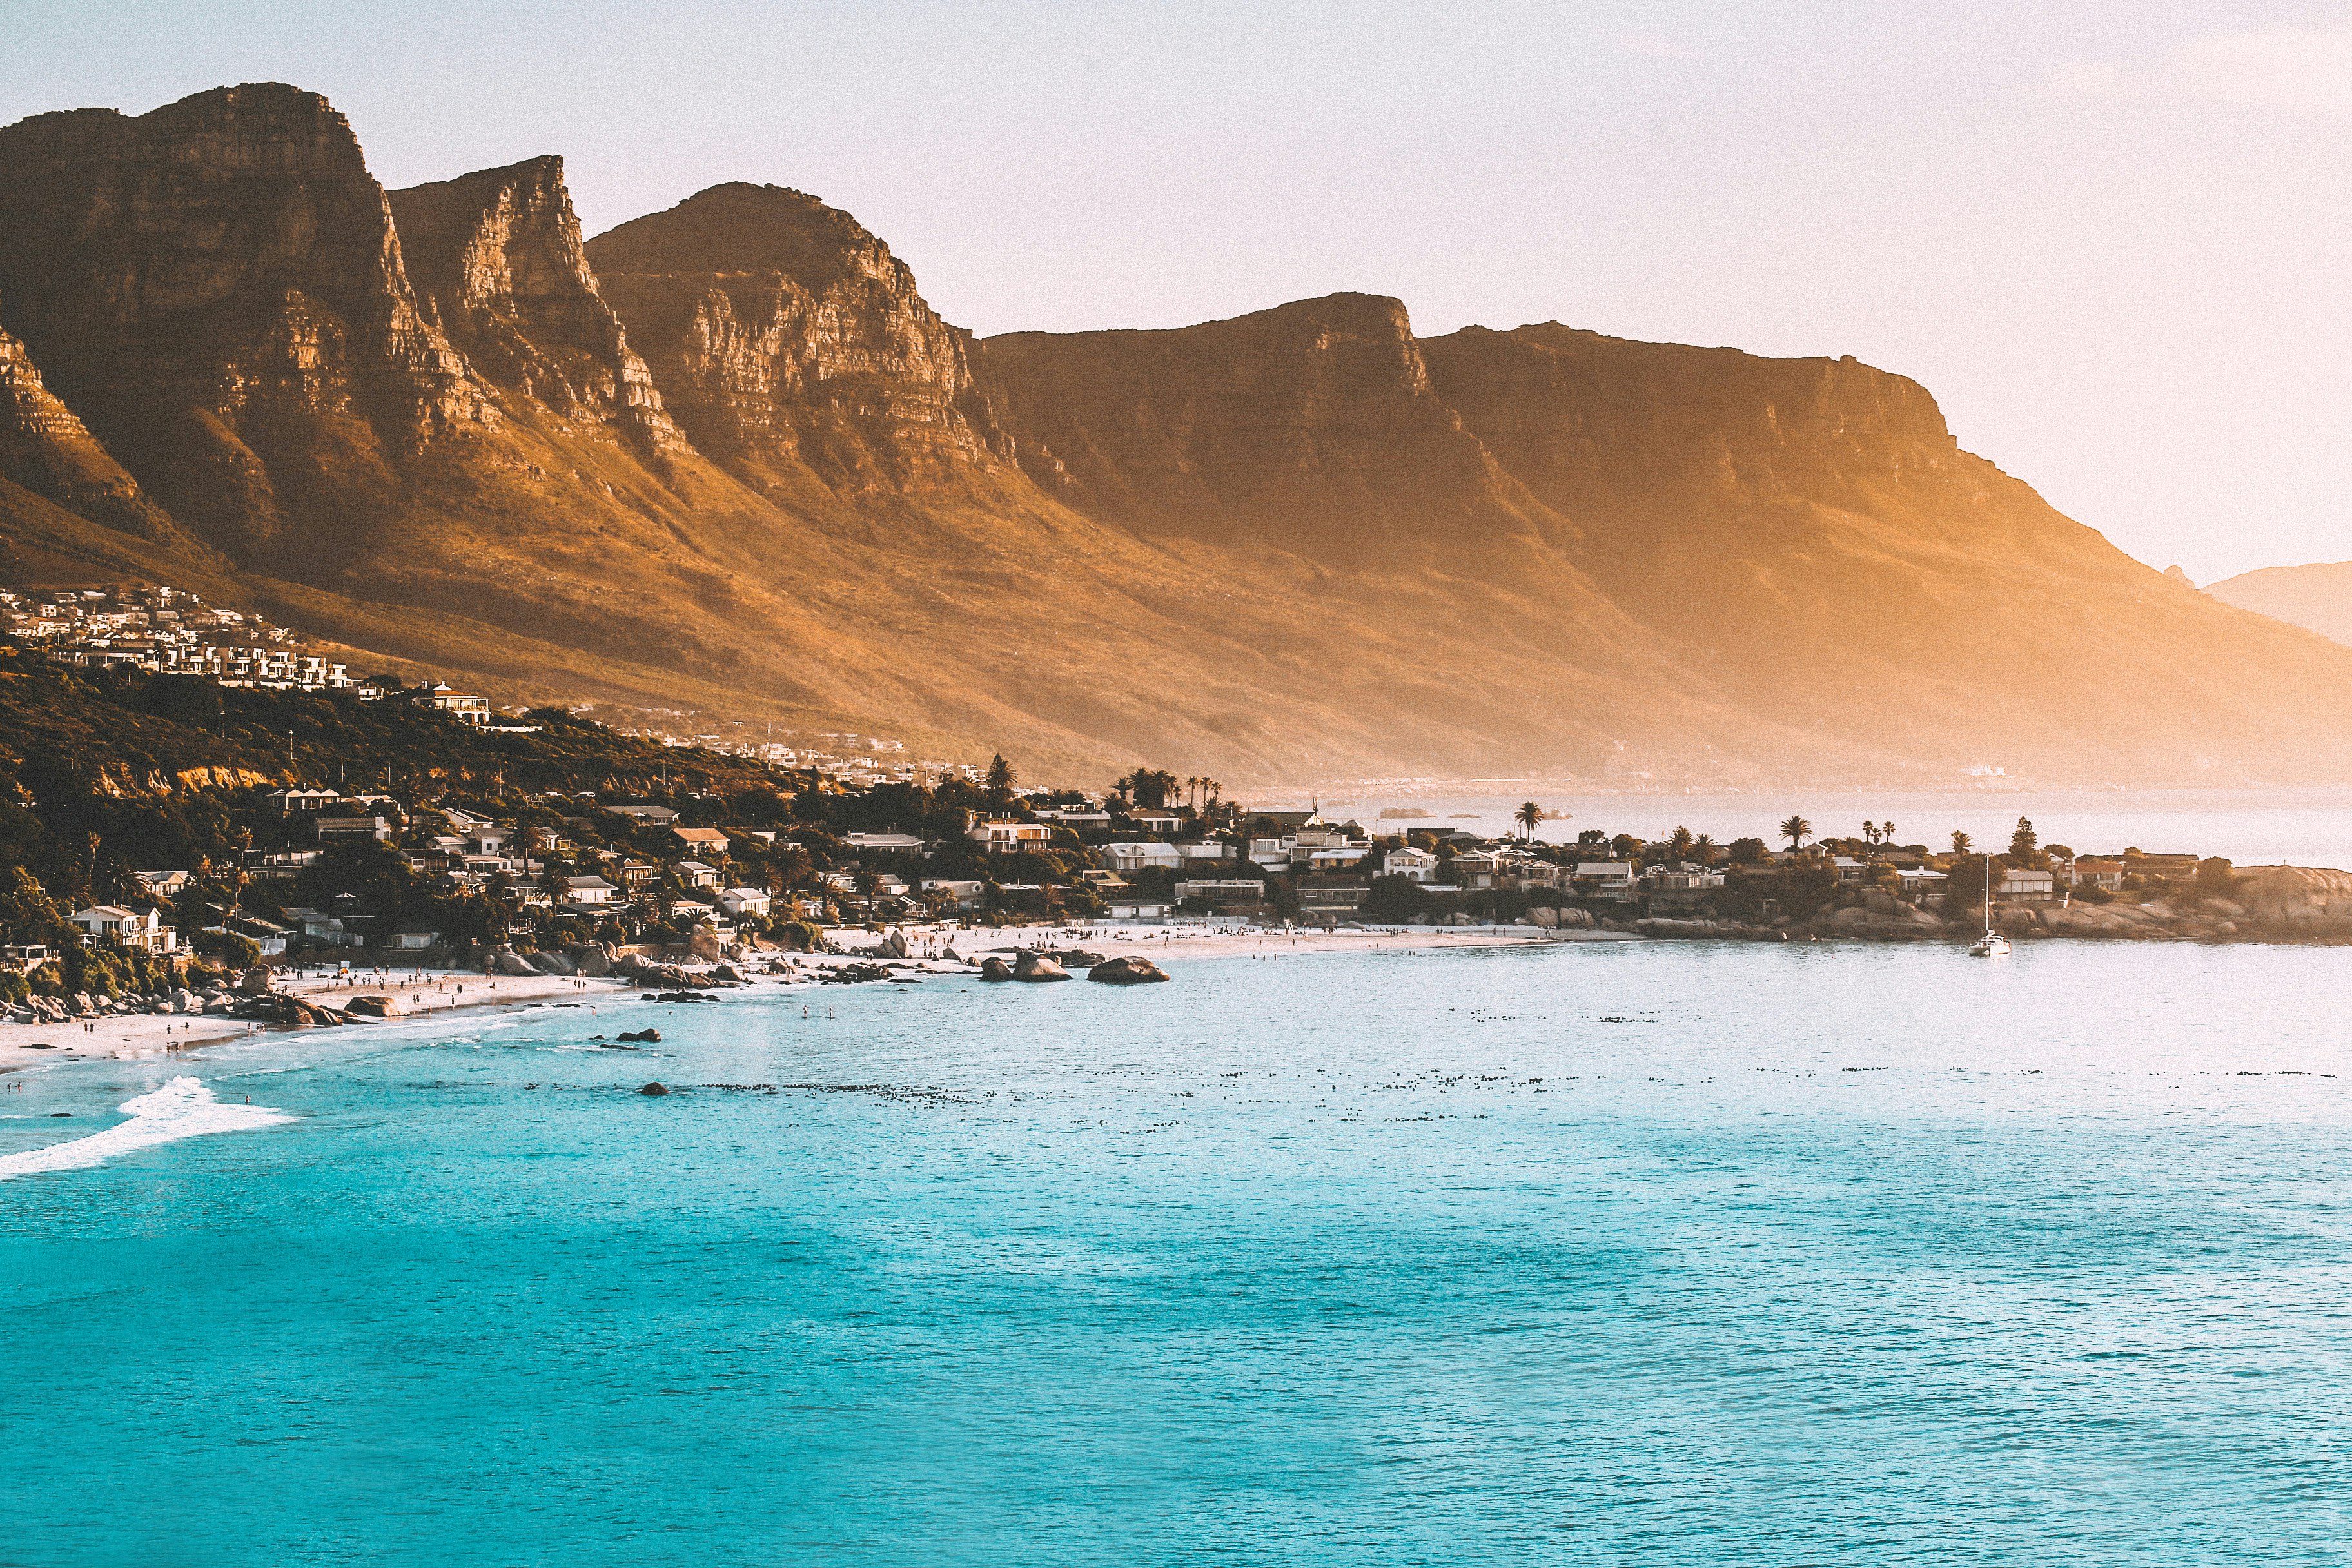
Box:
[5,1,2346,582]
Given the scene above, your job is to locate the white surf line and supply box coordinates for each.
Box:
[0,1075,294,1181]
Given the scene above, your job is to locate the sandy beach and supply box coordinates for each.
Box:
[0,967,624,1073]
[0,922,1583,1075]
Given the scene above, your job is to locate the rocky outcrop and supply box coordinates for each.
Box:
[1013,951,1070,981]
[1086,956,1170,984]
[0,83,491,554]
[587,183,1014,492]
[2240,867,2352,929]
[389,158,682,449]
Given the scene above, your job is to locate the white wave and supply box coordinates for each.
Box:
[0,1075,293,1181]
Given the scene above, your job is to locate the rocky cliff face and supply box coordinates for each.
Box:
[0,83,491,554]
[981,293,1567,562]
[0,321,184,544]
[587,184,1012,494]
[1420,324,1967,520]
[11,81,2352,790]
[389,158,681,450]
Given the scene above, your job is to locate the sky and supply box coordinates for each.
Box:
[3,1,2346,583]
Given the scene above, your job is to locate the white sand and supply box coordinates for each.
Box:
[0,968,621,1071]
[0,921,1605,1074]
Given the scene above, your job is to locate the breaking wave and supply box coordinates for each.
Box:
[0,1075,293,1180]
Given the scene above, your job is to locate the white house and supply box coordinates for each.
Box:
[718,887,772,919]
[1108,896,1168,920]
[1104,842,1183,874]
[1177,841,1235,863]
[1248,836,1296,870]
[920,878,986,910]
[969,820,1050,853]
[1384,847,1441,884]
[562,876,618,906]
[843,832,926,854]
[70,905,177,953]
[674,860,722,889]
[1574,862,1638,901]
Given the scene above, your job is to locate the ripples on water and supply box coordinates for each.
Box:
[3,941,2349,1565]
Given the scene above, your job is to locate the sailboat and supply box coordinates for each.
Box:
[1968,852,2010,957]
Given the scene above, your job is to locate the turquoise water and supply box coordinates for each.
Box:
[6,941,2352,1564]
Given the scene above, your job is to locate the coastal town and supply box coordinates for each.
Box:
[3,605,2338,1030]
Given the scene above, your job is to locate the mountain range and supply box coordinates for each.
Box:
[5,82,2350,789]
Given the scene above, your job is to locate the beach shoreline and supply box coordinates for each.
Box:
[0,923,1579,1074]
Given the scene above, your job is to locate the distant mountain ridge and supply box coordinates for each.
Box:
[5,81,2352,788]
[2206,563,2352,651]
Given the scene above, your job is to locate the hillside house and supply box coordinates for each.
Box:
[1574,863,1638,901]
[1997,868,2059,905]
[562,876,618,906]
[1296,876,1370,917]
[668,827,730,858]
[1384,847,1441,883]
[1104,842,1183,874]
[718,887,772,919]
[70,904,177,953]
[969,820,1050,853]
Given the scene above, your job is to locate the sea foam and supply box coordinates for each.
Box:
[0,1075,293,1180]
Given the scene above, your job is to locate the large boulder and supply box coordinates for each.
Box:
[565,945,612,977]
[881,930,910,959]
[1527,905,1560,928]
[1634,917,1718,938]
[342,994,398,1018]
[687,923,725,961]
[238,966,275,995]
[1087,956,1170,985]
[2241,867,2352,930]
[527,951,574,976]
[1014,952,1070,982]
[494,952,538,977]
[977,956,1015,982]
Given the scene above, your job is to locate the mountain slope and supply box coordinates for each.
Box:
[6,83,2352,789]
[1415,324,2352,782]
[2203,563,2352,650]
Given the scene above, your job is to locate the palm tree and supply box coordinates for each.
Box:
[1862,821,1881,848]
[1691,833,1720,866]
[1950,830,1973,857]
[1514,801,1544,839]
[1881,820,1897,846]
[1779,814,1811,852]
[1667,825,1696,863]
[985,754,1015,796]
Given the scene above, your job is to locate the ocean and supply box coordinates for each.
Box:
[5,939,2351,1564]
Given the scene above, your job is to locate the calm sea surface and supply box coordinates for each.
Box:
[6,941,2352,1565]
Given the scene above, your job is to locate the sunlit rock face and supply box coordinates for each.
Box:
[589,182,1015,495]
[390,156,683,451]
